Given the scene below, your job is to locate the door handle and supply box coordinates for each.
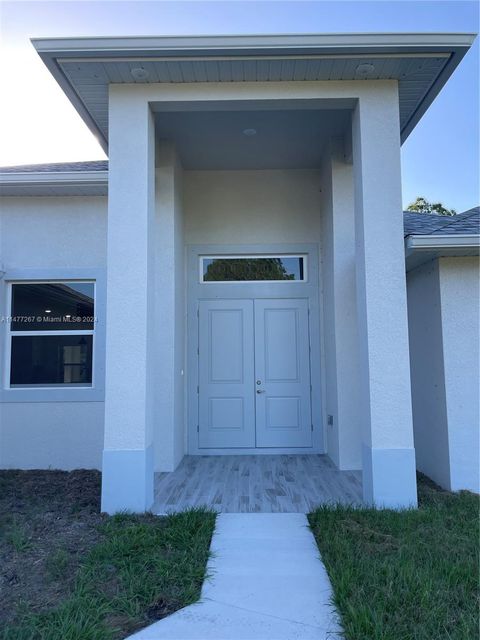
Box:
[256,389,265,394]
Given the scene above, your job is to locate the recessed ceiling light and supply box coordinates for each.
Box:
[242,128,257,137]
[131,67,149,81]
[355,63,375,78]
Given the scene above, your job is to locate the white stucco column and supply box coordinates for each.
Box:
[154,143,185,472]
[321,139,362,471]
[352,83,417,508]
[101,87,156,513]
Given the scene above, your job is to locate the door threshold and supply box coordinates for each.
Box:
[189,448,322,456]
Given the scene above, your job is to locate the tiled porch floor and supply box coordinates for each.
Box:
[153,454,363,514]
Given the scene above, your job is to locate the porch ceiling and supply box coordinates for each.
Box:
[32,33,475,154]
[155,108,351,169]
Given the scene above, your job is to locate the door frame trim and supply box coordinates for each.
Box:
[186,243,324,455]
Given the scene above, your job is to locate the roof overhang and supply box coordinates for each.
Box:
[405,234,480,271]
[32,32,476,154]
[0,170,108,196]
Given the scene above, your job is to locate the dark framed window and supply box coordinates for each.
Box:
[7,282,95,387]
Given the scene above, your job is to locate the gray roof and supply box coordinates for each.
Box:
[403,207,480,237]
[0,160,108,173]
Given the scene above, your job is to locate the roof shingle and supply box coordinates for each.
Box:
[403,207,479,237]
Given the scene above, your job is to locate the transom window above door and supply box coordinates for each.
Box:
[200,255,306,283]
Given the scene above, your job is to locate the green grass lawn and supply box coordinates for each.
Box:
[308,475,479,640]
[3,471,478,640]
[0,470,215,640]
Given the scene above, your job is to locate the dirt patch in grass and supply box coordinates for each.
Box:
[308,474,480,640]
[0,470,216,640]
[0,470,104,628]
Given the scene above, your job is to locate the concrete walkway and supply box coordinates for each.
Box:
[129,513,342,640]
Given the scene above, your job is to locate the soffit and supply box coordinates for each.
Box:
[32,33,476,152]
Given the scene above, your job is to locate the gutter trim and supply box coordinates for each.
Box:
[0,171,108,186]
[405,234,480,255]
[31,32,477,55]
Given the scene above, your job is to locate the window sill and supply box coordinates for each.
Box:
[0,387,105,403]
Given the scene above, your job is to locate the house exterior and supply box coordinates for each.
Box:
[0,33,477,513]
[405,207,480,493]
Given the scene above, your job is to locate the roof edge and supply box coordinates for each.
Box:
[31,32,477,55]
[0,170,108,188]
[25,32,480,153]
[406,234,480,252]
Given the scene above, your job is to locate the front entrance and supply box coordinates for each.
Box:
[198,298,312,449]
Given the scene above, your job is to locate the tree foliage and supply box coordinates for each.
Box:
[407,197,456,216]
[204,258,295,281]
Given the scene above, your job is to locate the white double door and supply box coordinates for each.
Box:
[198,298,312,449]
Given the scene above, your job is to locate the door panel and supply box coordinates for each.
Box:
[254,299,312,448]
[264,307,299,382]
[198,300,255,448]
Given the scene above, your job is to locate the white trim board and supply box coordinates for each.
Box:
[405,234,480,271]
[0,171,108,196]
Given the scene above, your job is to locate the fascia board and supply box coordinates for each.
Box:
[400,46,472,141]
[405,234,480,254]
[0,171,108,188]
[405,234,480,271]
[31,33,477,57]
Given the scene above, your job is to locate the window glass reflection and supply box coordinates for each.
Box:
[202,257,305,282]
[11,283,94,331]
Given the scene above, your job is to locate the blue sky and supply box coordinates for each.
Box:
[0,0,478,211]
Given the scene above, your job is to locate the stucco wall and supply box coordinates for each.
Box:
[0,402,104,469]
[184,169,322,245]
[0,196,107,268]
[173,160,186,469]
[0,196,107,470]
[154,145,186,471]
[319,147,362,471]
[439,257,480,492]
[319,156,339,466]
[407,260,451,488]
[407,256,480,492]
